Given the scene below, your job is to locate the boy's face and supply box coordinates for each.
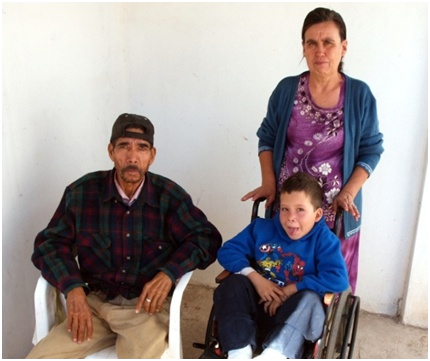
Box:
[279,190,323,240]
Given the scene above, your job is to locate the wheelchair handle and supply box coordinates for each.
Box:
[333,208,344,238]
[251,197,267,222]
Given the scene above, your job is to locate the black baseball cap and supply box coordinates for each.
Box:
[110,113,155,145]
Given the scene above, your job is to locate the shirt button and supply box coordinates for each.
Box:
[158,245,163,250]
[126,233,130,237]
[122,269,126,273]
[126,211,130,215]
[126,256,131,260]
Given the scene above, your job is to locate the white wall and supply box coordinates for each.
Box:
[402,151,428,329]
[2,2,427,358]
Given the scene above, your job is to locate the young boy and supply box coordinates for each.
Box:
[214,172,349,359]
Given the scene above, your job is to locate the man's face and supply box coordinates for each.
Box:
[108,127,156,188]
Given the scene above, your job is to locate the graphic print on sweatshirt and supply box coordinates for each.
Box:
[257,243,305,287]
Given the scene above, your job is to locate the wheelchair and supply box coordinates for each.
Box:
[193,198,360,359]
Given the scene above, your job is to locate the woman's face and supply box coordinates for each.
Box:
[303,21,347,77]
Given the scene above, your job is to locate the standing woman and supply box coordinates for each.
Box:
[242,7,384,294]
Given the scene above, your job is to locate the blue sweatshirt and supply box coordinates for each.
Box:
[217,215,349,296]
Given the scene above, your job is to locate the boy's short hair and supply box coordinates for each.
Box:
[281,172,323,210]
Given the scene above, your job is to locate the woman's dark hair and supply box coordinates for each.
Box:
[301,7,347,72]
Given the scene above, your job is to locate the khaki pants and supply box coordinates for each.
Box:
[27,291,170,359]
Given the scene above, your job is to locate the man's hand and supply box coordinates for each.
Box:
[66,287,93,343]
[136,271,173,315]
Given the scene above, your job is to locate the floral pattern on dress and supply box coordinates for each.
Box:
[275,74,345,228]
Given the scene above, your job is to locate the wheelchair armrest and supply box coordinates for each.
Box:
[324,293,335,307]
[215,270,232,284]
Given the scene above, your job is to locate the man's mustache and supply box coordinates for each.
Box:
[123,165,141,172]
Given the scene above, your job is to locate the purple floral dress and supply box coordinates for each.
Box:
[275,73,359,293]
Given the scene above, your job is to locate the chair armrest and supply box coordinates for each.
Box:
[34,271,193,358]
[32,275,63,345]
[161,271,194,359]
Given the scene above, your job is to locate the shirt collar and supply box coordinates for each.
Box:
[113,171,145,206]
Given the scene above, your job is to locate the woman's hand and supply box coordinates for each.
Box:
[241,183,276,209]
[332,190,360,221]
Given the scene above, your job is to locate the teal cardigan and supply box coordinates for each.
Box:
[257,71,384,238]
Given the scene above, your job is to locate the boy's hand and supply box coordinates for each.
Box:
[262,299,283,316]
[247,272,286,303]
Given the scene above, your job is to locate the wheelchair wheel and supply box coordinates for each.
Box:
[316,288,350,359]
[339,295,360,358]
[326,289,350,358]
[204,305,216,348]
[197,305,226,359]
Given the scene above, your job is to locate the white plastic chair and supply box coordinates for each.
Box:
[32,271,193,359]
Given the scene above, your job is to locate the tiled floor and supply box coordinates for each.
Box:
[180,283,428,359]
